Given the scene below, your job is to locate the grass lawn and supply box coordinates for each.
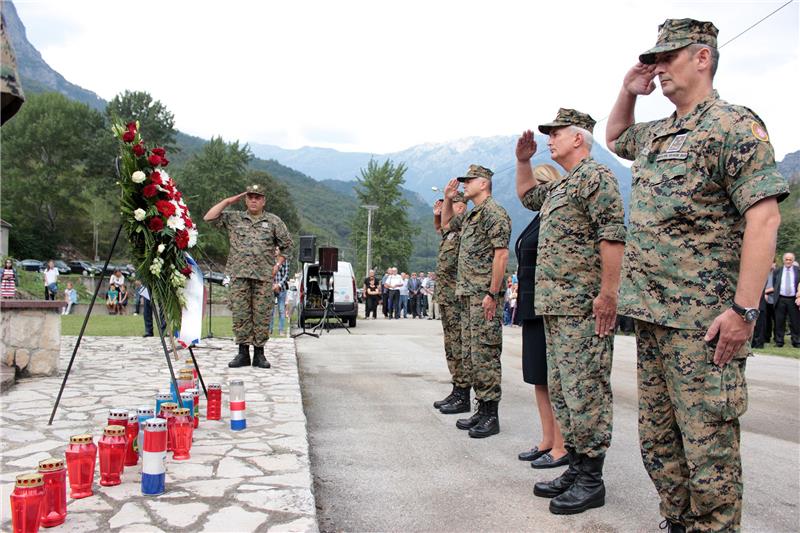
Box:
[752,343,800,359]
[61,310,297,338]
[15,270,95,300]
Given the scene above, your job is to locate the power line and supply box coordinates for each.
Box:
[487,3,794,178]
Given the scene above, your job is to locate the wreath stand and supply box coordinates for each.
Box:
[48,161,208,425]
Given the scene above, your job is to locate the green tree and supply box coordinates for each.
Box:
[106,90,177,152]
[350,159,415,278]
[776,181,800,258]
[1,92,116,258]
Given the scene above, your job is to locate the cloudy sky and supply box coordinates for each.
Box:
[13,0,800,158]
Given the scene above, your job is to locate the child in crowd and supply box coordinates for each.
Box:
[63,282,78,315]
[106,283,119,314]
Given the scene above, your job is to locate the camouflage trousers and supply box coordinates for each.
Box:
[439,294,472,389]
[635,320,747,532]
[543,314,613,457]
[460,294,502,401]
[230,278,274,347]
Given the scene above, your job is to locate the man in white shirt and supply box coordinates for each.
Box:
[384,267,403,319]
[772,252,800,347]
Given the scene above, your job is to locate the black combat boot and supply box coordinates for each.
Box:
[433,385,457,409]
[439,387,471,414]
[228,344,251,368]
[468,400,499,438]
[455,400,484,430]
[549,453,606,515]
[252,346,271,369]
[534,447,579,498]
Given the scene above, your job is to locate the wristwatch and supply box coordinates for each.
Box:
[486,291,498,300]
[731,301,759,323]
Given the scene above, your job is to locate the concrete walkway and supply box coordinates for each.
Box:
[0,336,317,533]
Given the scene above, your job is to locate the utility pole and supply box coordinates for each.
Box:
[361,204,378,278]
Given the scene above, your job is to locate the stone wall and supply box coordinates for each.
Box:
[0,300,63,378]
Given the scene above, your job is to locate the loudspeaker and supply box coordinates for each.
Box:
[318,247,338,272]
[299,235,316,263]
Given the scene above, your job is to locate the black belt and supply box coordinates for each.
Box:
[779,295,797,299]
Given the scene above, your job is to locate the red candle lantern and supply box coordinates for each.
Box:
[64,434,96,499]
[10,473,45,533]
[187,388,200,428]
[124,411,139,467]
[170,407,193,460]
[159,403,177,452]
[98,426,126,486]
[107,408,128,427]
[207,383,221,420]
[38,458,67,528]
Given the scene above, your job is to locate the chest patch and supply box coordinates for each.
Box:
[666,134,688,153]
[261,222,269,229]
[656,152,688,162]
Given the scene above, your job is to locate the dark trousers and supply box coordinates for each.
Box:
[753,296,769,347]
[365,295,378,318]
[409,294,419,317]
[143,298,166,336]
[387,289,400,318]
[420,295,429,316]
[774,295,800,346]
[381,291,389,317]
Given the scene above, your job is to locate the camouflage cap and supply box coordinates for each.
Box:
[639,18,718,65]
[456,164,494,182]
[245,184,266,196]
[452,191,466,204]
[538,108,596,135]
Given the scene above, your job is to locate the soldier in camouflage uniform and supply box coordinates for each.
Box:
[517,109,626,515]
[441,165,511,438]
[204,184,293,369]
[1,9,24,125]
[606,19,789,532]
[431,192,472,414]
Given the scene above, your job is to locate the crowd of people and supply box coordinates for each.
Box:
[426,18,792,532]
[363,268,437,320]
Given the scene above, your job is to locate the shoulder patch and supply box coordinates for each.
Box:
[751,121,769,142]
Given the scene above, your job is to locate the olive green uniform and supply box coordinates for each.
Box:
[214,210,293,347]
[455,196,511,401]
[615,90,789,531]
[522,156,626,458]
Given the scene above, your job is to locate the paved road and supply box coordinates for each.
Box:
[297,314,800,532]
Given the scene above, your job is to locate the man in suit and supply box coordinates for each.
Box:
[773,252,800,348]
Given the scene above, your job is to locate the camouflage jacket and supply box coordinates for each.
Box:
[614,91,789,329]
[436,213,463,300]
[522,157,626,316]
[213,210,293,281]
[1,13,24,123]
[455,196,511,296]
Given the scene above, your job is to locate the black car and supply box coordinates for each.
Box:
[53,260,71,275]
[69,261,102,276]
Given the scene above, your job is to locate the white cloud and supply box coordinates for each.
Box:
[13,0,799,158]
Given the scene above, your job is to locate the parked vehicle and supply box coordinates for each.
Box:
[203,270,226,285]
[53,260,71,275]
[69,260,102,276]
[299,261,357,328]
[20,259,44,272]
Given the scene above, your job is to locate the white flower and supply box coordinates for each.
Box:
[187,228,198,248]
[133,208,146,221]
[157,244,165,254]
[166,215,185,231]
[131,171,146,184]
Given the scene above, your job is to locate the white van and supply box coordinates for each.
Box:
[299,261,357,328]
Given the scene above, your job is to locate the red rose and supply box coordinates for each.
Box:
[174,191,183,201]
[160,157,170,167]
[152,147,166,157]
[122,130,135,143]
[126,121,137,132]
[150,171,162,185]
[180,265,193,277]
[142,184,158,198]
[148,217,165,232]
[184,217,193,229]
[148,155,162,167]
[155,200,176,217]
[175,229,190,249]
[132,143,146,156]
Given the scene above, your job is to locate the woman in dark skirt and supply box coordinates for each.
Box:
[515,164,567,469]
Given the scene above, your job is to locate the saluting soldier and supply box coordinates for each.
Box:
[204,184,293,369]
[517,109,626,515]
[432,192,472,415]
[441,165,510,438]
[605,19,789,532]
